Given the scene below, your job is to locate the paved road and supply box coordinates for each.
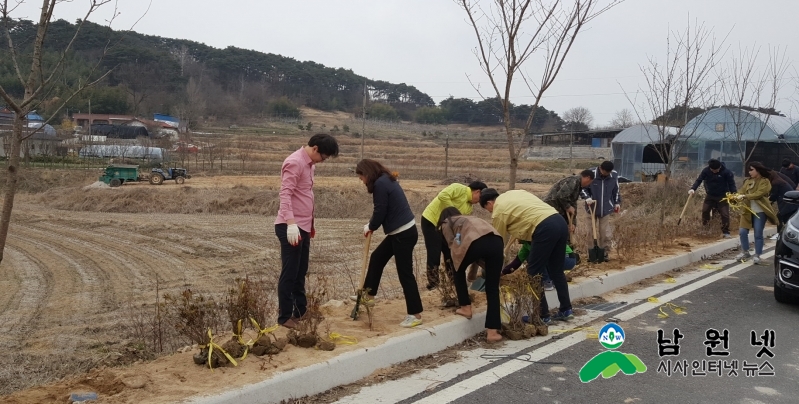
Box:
[336,248,799,404]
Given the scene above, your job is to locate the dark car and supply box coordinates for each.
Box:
[773,190,799,303]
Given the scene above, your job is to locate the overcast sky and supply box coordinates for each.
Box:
[12,0,799,125]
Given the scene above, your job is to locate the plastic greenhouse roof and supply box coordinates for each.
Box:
[611,124,679,144]
[683,107,796,142]
[784,121,799,139]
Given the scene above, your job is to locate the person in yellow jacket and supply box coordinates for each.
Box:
[420,181,487,290]
[479,188,573,323]
[735,162,778,264]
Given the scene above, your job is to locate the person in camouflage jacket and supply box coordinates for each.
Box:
[543,170,595,233]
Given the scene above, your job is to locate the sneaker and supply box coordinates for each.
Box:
[522,315,530,323]
[735,251,751,261]
[753,255,761,264]
[399,315,422,328]
[543,280,554,291]
[722,233,732,239]
[540,316,551,324]
[552,309,574,321]
[770,234,779,240]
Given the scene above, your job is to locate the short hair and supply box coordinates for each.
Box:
[355,159,395,193]
[308,133,339,157]
[782,158,792,168]
[479,188,499,208]
[468,181,487,191]
[708,159,721,170]
[437,206,462,227]
[599,161,614,172]
[580,169,595,180]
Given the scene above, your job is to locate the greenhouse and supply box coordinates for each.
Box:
[611,107,799,181]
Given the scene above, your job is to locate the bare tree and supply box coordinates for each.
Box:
[721,45,790,174]
[237,138,253,173]
[623,20,725,180]
[563,106,594,130]
[458,0,619,189]
[609,108,634,128]
[0,0,129,263]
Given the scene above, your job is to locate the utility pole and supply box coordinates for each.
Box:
[444,131,449,179]
[360,79,367,161]
[569,126,574,173]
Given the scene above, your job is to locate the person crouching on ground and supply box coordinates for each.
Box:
[501,241,578,290]
[480,188,573,323]
[689,158,736,238]
[420,181,487,290]
[438,207,503,342]
[356,159,424,328]
[275,133,339,329]
[735,162,778,264]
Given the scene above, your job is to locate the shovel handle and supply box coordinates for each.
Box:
[359,232,372,288]
[678,193,694,225]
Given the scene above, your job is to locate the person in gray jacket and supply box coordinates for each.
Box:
[581,161,621,260]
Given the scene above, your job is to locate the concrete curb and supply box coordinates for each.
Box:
[190,230,775,404]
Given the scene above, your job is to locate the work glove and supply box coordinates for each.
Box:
[286,224,301,246]
[688,189,695,196]
[736,194,746,201]
[585,198,595,205]
[502,257,522,275]
[363,223,373,237]
[614,204,620,213]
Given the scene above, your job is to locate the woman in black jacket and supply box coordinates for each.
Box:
[356,159,424,328]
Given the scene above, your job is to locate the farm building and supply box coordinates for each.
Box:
[611,107,799,181]
[0,109,61,158]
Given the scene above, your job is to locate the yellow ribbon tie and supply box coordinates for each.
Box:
[700,264,723,270]
[327,332,358,345]
[206,328,238,370]
[647,297,660,303]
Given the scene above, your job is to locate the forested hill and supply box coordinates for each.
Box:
[0,18,434,125]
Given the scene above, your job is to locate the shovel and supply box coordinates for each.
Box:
[588,203,606,263]
[677,192,694,225]
[350,232,372,320]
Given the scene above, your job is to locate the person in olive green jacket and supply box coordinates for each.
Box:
[735,162,778,264]
[420,181,487,290]
[480,188,573,323]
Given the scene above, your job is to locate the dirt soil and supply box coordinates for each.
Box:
[0,174,729,403]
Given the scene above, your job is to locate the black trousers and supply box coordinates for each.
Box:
[363,226,424,315]
[275,223,311,324]
[702,197,731,235]
[527,214,572,315]
[420,217,443,268]
[455,234,503,330]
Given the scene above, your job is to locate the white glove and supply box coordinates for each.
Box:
[286,224,301,246]
[363,223,372,237]
[688,189,695,196]
[585,198,595,205]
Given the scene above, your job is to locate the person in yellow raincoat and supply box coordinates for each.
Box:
[735,161,778,264]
